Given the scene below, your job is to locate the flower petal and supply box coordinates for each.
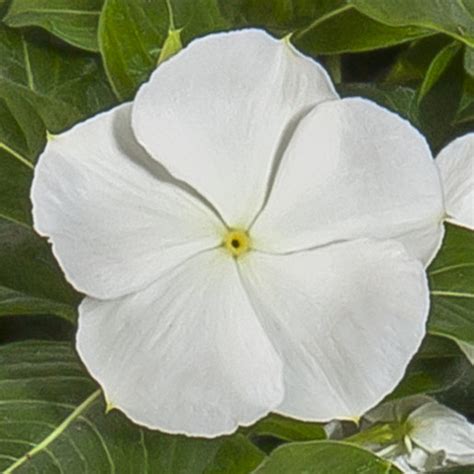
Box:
[436,133,474,230]
[251,97,444,265]
[32,103,224,300]
[132,29,337,227]
[408,401,474,463]
[238,239,429,421]
[77,249,284,437]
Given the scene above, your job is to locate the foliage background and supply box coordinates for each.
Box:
[0,0,473,472]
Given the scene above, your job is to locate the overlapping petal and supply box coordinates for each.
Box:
[408,401,474,464]
[132,29,337,227]
[238,239,429,421]
[251,98,444,265]
[32,104,224,299]
[77,249,284,437]
[436,133,474,230]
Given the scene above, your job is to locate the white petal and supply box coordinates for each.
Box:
[77,249,284,437]
[132,29,337,227]
[32,103,224,299]
[406,447,446,472]
[408,401,474,463]
[436,133,474,230]
[239,239,429,421]
[251,97,444,265]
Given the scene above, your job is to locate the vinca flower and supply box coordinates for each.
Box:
[32,29,446,437]
[365,396,474,473]
[436,132,474,230]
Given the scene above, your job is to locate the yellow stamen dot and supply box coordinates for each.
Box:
[223,229,251,258]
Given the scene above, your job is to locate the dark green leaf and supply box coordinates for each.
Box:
[253,440,401,474]
[4,0,104,51]
[385,36,451,84]
[0,24,116,132]
[0,219,79,322]
[465,46,474,76]
[293,6,431,55]
[247,413,326,442]
[0,88,45,225]
[428,224,474,360]
[338,82,420,126]
[351,0,474,47]
[99,0,230,100]
[0,341,265,473]
[418,42,462,102]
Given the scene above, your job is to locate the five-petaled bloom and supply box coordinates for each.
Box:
[32,29,447,437]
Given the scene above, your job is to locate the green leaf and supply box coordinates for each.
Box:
[428,224,474,361]
[0,88,46,226]
[338,83,420,126]
[0,341,265,473]
[0,24,116,132]
[293,6,431,55]
[0,219,79,322]
[99,0,230,100]
[247,414,326,442]
[253,440,401,474]
[418,42,462,102]
[385,36,451,84]
[4,0,103,52]
[465,46,474,76]
[351,0,474,47]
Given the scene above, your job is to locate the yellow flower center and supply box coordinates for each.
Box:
[223,229,251,258]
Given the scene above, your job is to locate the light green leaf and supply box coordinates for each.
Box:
[253,440,401,474]
[293,6,431,55]
[0,341,265,473]
[418,42,462,102]
[458,340,474,364]
[351,0,474,47]
[0,219,79,322]
[4,0,103,51]
[0,24,116,132]
[247,414,326,442]
[428,224,474,362]
[99,0,230,100]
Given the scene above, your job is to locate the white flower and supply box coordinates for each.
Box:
[31,29,445,437]
[365,396,474,472]
[436,132,474,231]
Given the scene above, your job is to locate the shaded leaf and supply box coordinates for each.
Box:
[0,219,79,322]
[428,224,474,359]
[253,440,401,474]
[4,0,104,51]
[0,24,116,132]
[0,341,265,473]
[418,41,462,102]
[465,46,474,76]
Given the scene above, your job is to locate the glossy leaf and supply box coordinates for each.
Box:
[351,0,474,47]
[428,224,474,360]
[0,341,265,473]
[99,0,230,100]
[253,440,401,474]
[0,24,116,132]
[4,0,103,51]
